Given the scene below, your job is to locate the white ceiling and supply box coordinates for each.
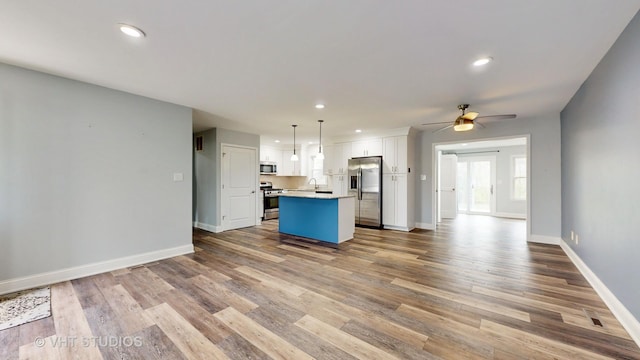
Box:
[1,1,638,144]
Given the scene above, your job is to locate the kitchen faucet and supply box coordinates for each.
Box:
[309,178,318,190]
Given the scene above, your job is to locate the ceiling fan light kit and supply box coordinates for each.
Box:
[454,118,474,131]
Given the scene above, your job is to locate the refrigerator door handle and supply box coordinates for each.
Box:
[358,168,363,200]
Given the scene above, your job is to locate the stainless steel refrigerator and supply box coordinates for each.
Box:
[348,156,382,228]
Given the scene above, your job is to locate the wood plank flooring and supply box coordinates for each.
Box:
[2,216,640,359]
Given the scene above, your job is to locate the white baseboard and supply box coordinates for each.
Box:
[415,222,435,230]
[0,244,194,296]
[193,221,222,233]
[528,234,561,245]
[494,212,527,220]
[560,240,640,347]
[383,225,414,232]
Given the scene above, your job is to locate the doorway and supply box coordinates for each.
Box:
[456,156,497,215]
[221,144,258,230]
[433,136,529,240]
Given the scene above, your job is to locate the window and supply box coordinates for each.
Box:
[311,154,327,185]
[512,155,526,200]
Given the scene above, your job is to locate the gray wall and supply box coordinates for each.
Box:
[453,145,527,216]
[193,128,259,227]
[0,62,193,281]
[415,115,561,238]
[561,11,640,319]
[193,129,218,225]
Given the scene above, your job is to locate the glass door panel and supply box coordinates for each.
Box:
[470,160,491,213]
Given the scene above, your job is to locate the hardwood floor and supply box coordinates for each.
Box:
[2,216,640,359]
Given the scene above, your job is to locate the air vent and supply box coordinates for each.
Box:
[584,309,604,327]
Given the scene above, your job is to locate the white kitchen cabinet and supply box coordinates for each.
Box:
[351,138,382,158]
[322,145,335,175]
[382,136,408,174]
[383,173,409,230]
[332,174,348,196]
[332,142,352,175]
[260,146,281,163]
[281,148,302,176]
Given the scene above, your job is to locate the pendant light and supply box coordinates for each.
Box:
[316,120,325,160]
[290,125,299,161]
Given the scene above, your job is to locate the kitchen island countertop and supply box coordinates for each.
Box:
[279,192,353,200]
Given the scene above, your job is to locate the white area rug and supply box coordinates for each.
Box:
[0,287,51,331]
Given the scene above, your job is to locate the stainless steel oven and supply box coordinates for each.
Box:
[260,181,282,220]
[264,194,280,220]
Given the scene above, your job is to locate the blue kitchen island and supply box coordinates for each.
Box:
[278,193,355,244]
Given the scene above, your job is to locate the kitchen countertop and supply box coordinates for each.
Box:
[283,188,332,193]
[278,192,353,200]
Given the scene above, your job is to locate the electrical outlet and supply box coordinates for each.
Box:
[571,231,574,241]
[575,234,579,245]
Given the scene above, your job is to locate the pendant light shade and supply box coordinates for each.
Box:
[290,124,299,161]
[316,120,325,160]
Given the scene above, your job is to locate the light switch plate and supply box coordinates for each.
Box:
[420,174,427,181]
[173,173,184,182]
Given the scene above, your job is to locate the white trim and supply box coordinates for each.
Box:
[0,244,194,296]
[415,222,435,230]
[383,225,415,232]
[494,212,527,220]
[560,240,640,348]
[528,234,561,245]
[193,221,222,233]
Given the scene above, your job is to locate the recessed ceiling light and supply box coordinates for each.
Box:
[275,140,280,143]
[315,104,325,109]
[355,129,362,133]
[118,23,145,38]
[462,143,468,146]
[308,141,313,144]
[473,57,493,67]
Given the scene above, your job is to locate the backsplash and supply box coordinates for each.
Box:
[260,175,308,189]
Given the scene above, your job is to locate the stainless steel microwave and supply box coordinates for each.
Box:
[260,161,277,175]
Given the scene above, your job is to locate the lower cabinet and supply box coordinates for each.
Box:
[383,173,408,230]
[332,174,348,196]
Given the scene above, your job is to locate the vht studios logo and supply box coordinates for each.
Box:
[34,336,143,348]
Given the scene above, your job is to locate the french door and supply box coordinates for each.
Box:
[456,156,496,215]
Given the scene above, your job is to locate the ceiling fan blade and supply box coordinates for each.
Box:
[475,114,517,121]
[432,124,453,133]
[421,121,454,126]
[461,111,479,120]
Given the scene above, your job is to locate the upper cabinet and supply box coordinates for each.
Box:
[351,138,382,158]
[260,146,281,163]
[322,145,335,175]
[281,147,302,176]
[333,142,352,175]
[382,136,408,174]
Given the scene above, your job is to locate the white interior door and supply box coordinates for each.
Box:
[222,145,257,230]
[439,154,457,219]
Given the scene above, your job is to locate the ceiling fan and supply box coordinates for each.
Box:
[423,104,516,133]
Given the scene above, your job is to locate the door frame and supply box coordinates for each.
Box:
[220,143,260,231]
[432,135,531,241]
